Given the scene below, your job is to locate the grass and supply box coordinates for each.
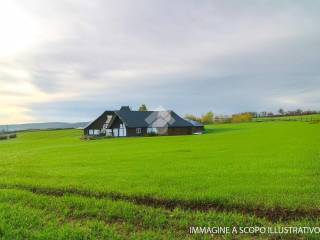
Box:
[0,121,319,239]
[253,114,320,122]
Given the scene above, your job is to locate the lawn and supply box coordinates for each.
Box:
[0,122,319,239]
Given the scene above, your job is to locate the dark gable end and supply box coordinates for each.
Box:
[83,110,115,135]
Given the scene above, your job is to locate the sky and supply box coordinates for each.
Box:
[0,0,320,124]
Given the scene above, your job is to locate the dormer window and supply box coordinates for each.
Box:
[106,115,112,124]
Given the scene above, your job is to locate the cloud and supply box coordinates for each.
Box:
[0,0,320,123]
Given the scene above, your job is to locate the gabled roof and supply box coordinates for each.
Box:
[85,106,195,129]
[114,107,193,128]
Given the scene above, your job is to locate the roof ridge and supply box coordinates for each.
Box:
[128,110,172,113]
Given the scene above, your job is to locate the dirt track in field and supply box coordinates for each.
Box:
[1,184,319,222]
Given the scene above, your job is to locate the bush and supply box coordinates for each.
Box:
[9,133,16,139]
[185,112,214,125]
[214,116,231,123]
[0,134,16,140]
[0,135,8,140]
[231,113,254,123]
[184,114,201,122]
[81,135,113,140]
[145,132,158,137]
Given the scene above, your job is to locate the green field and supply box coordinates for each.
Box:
[0,122,319,239]
[253,114,320,122]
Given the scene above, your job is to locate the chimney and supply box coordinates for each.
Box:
[120,106,131,111]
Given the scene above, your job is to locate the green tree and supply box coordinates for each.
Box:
[201,112,214,124]
[184,114,200,122]
[231,112,254,123]
[138,104,148,111]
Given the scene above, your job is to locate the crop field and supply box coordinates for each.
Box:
[0,122,319,239]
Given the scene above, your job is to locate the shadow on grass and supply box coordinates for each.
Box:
[204,127,240,135]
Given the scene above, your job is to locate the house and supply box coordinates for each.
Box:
[84,106,204,137]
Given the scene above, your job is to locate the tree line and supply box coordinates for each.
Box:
[254,109,320,118]
[184,112,254,124]
[138,104,319,125]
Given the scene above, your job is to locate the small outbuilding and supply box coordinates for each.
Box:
[185,119,205,134]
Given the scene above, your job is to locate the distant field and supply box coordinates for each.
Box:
[0,122,319,239]
[253,114,320,122]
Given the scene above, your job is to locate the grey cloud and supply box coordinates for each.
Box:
[3,0,320,123]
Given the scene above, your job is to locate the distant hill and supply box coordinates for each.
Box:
[0,122,89,132]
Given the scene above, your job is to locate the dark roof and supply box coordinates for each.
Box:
[85,106,194,129]
[185,119,204,127]
[114,107,193,128]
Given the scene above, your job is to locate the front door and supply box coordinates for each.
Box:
[113,128,118,137]
[118,124,126,137]
[119,128,127,137]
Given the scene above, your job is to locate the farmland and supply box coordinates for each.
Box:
[0,121,319,239]
[253,114,320,122]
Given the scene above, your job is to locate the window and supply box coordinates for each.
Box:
[106,129,112,136]
[94,129,100,135]
[147,127,158,134]
[136,128,142,134]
